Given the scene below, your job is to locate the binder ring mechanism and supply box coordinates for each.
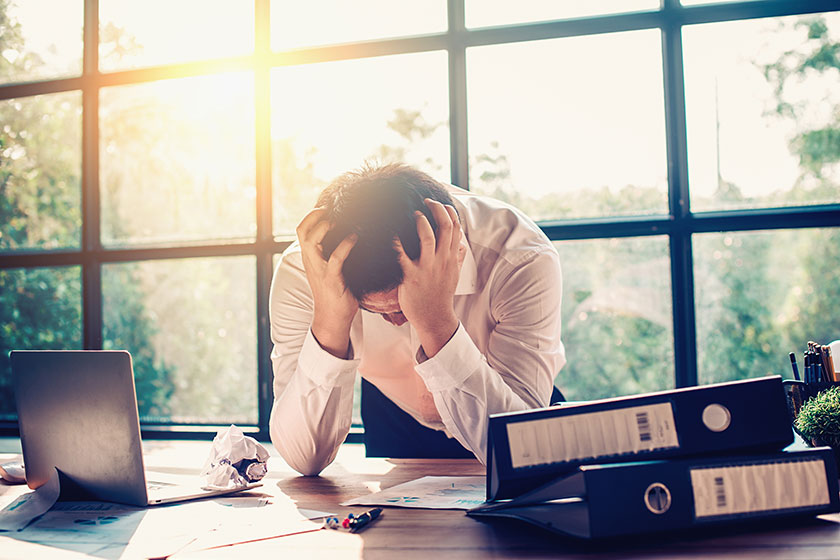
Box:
[702,403,732,432]
[644,482,672,514]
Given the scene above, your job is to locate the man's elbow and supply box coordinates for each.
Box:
[270,424,335,477]
[289,458,328,477]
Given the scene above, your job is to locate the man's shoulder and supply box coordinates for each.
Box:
[273,241,305,275]
[451,188,552,256]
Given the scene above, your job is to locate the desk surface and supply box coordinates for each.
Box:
[3,438,840,560]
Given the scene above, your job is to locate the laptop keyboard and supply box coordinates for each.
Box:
[146,480,177,491]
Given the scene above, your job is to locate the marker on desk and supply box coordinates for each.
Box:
[789,352,801,381]
[348,507,383,533]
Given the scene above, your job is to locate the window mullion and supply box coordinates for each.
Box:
[82,0,102,350]
[448,0,469,189]
[662,12,697,388]
[255,0,274,439]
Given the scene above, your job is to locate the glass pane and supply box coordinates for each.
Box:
[100,73,256,247]
[466,0,660,29]
[103,256,257,424]
[0,91,81,251]
[271,0,447,51]
[0,266,82,421]
[99,0,253,71]
[694,228,840,385]
[271,51,450,236]
[467,30,668,222]
[684,13,840,212]
[0,0,82,84]
[554,236,674,401]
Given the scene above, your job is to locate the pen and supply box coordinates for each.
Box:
[349,507,383,533]
[789,352,800,381]
[804,352,812,384]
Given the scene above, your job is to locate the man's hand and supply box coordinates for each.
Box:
[297,207,358,358]
[394,199,462,358]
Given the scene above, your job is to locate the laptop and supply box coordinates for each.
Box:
[11,350,261,507]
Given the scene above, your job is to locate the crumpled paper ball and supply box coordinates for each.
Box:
[202,424,270,489]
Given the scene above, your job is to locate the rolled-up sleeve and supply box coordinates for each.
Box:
[268,246,359,476]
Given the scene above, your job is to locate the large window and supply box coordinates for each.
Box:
[2,0,838,439]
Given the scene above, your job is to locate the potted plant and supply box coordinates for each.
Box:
[795,385,840,470]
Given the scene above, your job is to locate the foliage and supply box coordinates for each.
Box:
[0,267,81,420]
[694,232,780,383]
[762,16,840,181]
[102,263,176,420]
[471,14,840,398]
[795,386,840,448]
[0,0,175,421]
[3,5,840,423]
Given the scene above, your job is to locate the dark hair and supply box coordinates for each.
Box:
[318,162,457,300]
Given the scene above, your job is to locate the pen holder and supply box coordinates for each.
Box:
[783,380,840,470]
[783,380,840,428]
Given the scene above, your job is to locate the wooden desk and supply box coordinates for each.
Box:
[3,439,840,559]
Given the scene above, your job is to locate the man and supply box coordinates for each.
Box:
[269,163,565,475]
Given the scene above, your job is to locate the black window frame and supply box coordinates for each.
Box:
[1,0,839,441]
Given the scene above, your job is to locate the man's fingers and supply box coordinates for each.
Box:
[296,207,328,239]
[393,237,412,269]
[327,233,358,274]
[424,199,452,255]
[444,204,461,253]
[299,220,331,270]
[306,220,331,246]
[415,210,436,264]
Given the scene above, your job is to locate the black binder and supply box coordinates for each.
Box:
[469,448,840,539]
[487,376,793,500]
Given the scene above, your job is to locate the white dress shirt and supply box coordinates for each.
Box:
[268,185,565,475]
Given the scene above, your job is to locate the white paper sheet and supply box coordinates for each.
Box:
[179,496,328,553]
[13,501,146,545]
[0,457,26,484]
[2,483,337,558]
[342,476,486,509]
[0,468,60,531]
[11,500,219,560]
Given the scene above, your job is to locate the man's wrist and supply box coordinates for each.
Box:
[414,314,459,359]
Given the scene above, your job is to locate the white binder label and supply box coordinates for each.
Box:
[691,459,830,518]
[506,403,679,469]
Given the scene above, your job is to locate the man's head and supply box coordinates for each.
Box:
[318,163,458,322]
